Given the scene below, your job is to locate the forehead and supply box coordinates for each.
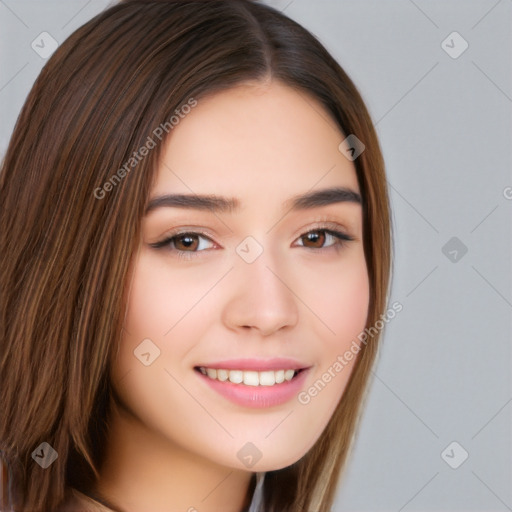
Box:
[151,81,360,209]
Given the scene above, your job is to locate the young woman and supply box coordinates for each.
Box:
[0,1,393,511]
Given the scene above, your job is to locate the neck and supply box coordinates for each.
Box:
[94,397,254,512]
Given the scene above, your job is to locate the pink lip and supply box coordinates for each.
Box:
[195,367,311,409]
[194,357,310,371]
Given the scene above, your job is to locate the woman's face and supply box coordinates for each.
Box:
[113,80,369,471]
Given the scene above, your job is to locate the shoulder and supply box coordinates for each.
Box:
[55,488,112,512]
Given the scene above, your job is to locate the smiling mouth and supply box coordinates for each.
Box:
[194,366,306,387]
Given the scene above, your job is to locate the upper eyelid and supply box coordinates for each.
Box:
[294,220,351,236]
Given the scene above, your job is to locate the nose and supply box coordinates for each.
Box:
[221,246,300,336]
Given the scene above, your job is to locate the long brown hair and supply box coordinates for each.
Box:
[0,1,392,510]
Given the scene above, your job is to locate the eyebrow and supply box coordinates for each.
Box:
[144,186,362,215]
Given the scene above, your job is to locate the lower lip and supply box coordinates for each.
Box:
[195,368,310,409]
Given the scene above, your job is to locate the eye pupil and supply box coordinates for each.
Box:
[304,231,325,248]
[176,234,198,250]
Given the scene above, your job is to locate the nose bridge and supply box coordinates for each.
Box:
[223,234,299,334]
[239,244,284,297]
[237,234,287,297]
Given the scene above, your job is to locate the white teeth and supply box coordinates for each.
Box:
[259,371,275,386]
[206,368,217,379]
[243,371,259,386]
[284,369,295,381]
[198,367,300,386]
[217,369,229,381]
[228,370,243,384]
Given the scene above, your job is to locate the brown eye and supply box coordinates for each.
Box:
[295,228,353,251]
[149,231,216,260]
[300,230,326,249]
[173,234,200,251]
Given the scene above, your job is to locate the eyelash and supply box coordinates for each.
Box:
[149,222,355,261]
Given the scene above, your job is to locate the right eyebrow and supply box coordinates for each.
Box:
[145,194,238,215]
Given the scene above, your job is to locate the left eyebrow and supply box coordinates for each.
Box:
[284,186,362,211]
[144,186,362,215]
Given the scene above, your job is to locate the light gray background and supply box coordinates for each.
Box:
[1,1,511,510]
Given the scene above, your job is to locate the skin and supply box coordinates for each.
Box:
[95,79,370,512]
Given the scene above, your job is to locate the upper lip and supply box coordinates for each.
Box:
[194,358,311,371]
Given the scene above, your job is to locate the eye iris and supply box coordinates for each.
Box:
[175,234,198,251]
[304,231,325,248]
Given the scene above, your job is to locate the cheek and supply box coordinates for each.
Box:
[300,250,370,345]
[123,252,217,339]
[123,256,171,338]
[292,252,369,430]
[328,262,369,340]
[112,255,185,386]
[109,255,211,437]
[113,251,224,389]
